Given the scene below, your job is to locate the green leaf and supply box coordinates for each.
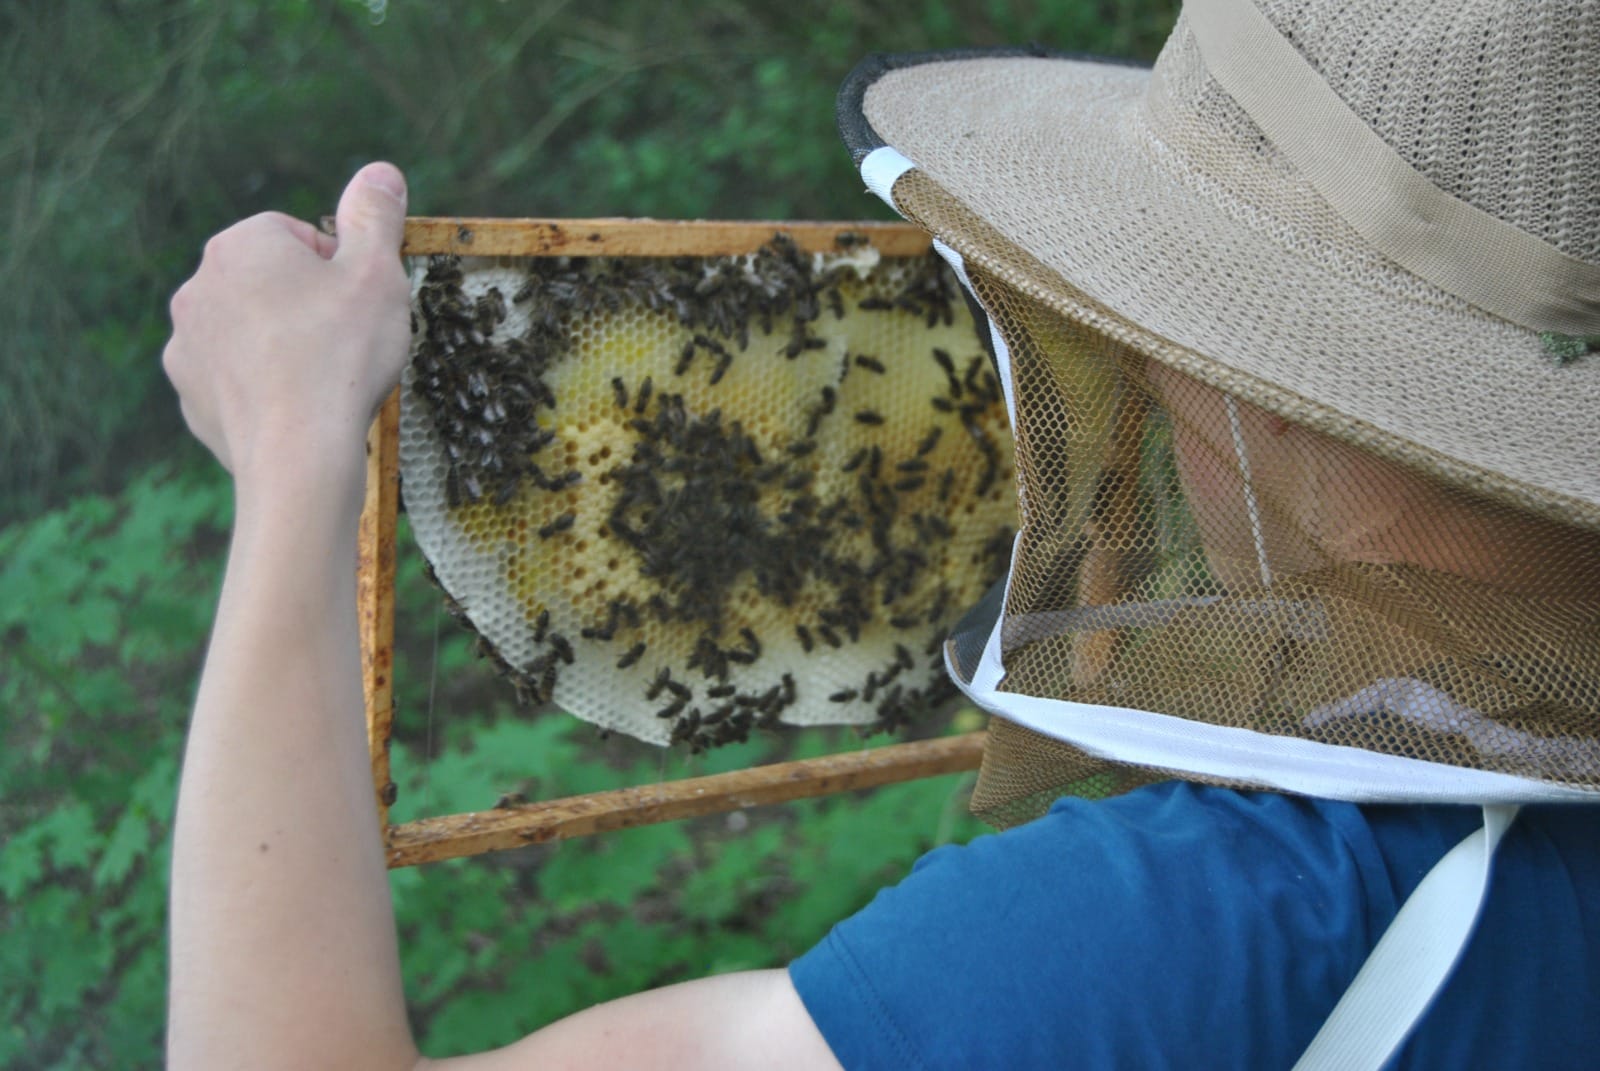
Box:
[677,823,785,924]
[129,752,181,823]
[537,821,691,912]
[39,921,110,1016]
[75,666,139,717]
[0,828,46,900]
[76,594,121,647]
[93,808,153,889]
[38,800,102,873]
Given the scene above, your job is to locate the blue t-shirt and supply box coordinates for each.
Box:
[789,782,1600,1069]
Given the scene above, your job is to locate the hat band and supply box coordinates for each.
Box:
[1186,0,1600,336]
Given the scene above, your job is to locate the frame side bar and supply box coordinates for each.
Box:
[385,730,987,868]
[359,388,401,827]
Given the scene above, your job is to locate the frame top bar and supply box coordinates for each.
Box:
[401,217,934,258]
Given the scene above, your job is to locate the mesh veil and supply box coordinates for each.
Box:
[943,258,1600,827]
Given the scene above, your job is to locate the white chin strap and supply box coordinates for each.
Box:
[1292,804,1519,1069]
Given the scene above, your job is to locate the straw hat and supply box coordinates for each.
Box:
[837,0,1600,532]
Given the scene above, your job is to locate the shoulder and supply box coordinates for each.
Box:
[793,782,1393,1069]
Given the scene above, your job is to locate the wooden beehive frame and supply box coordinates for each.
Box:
[360,217,987,868]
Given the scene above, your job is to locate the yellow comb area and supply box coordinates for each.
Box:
[400,239,1015,749]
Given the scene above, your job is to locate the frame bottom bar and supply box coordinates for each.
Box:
[386,731,986,867]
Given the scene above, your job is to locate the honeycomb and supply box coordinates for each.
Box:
[400,238,1016,749]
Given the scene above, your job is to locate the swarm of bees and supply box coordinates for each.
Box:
[400,234,1016,751]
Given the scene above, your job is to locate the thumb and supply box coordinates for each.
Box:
[333,161,407,266]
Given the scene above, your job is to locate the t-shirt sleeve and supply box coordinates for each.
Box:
[788,781,1403,1071]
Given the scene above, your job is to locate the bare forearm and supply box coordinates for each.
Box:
[158,163,850,1071]
[168,461,418,1071]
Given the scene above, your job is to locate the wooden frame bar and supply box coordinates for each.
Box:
[359,388,402,830]
[357,218,984,868]
[399,216,934,258]
[385,732,987,868]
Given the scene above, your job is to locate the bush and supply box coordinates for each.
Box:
[0,461,988,1066]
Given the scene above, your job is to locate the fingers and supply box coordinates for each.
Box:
[274,213,339,259]
[332,162,407,269]
[161,163,413,483]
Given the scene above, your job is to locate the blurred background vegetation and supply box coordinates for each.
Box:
[0,1,1175,1066]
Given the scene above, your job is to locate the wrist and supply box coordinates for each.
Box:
[232,435,369,535]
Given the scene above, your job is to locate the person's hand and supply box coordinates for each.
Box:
[163,162,412,493]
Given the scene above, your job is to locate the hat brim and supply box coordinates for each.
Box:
[838,48,1600,532]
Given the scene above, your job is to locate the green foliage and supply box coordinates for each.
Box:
[0,463,230,1069]
[0,453,988,1068]
[385,713,983,1057]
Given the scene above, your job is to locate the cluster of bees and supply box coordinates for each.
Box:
[410,257,583,509]
[403,236,1015,751]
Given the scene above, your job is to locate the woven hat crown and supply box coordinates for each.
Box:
[1209,0,1598,265]
[850,0,1600,528]
[1144,0,1600,334]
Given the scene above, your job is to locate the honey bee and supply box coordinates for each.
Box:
[853,354,887,375]
[538,512,576,539]
[675,339,698,376]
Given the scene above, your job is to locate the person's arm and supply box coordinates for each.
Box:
[163,163,842,1071]
[164,162,421,1071]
